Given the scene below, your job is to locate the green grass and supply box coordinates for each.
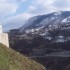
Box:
[0,44,46,70]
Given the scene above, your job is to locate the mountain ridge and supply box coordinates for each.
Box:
[20,11,70,31]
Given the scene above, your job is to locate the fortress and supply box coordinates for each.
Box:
[0,25,9,47]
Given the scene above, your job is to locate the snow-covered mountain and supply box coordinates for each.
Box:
[18,11,70,42]
[20,11,70,31]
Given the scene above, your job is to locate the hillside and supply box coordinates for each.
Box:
[0,43,46,70]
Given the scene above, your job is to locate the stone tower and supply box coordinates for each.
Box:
[0,25,9,47]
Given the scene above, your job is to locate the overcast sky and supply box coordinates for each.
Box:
[0,0,70,31]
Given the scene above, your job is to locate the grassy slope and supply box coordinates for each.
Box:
[0,44,46,70]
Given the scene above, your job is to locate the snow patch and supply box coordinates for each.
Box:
[62,16,70,22]
[54,11,62,16]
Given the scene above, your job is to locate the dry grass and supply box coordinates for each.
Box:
[0,44,46,70]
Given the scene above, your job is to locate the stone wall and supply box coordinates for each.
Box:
[0,33,9,47]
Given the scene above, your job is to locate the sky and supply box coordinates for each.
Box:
[0,0,70,31]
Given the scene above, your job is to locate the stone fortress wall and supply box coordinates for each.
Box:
[0,25,9,47]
